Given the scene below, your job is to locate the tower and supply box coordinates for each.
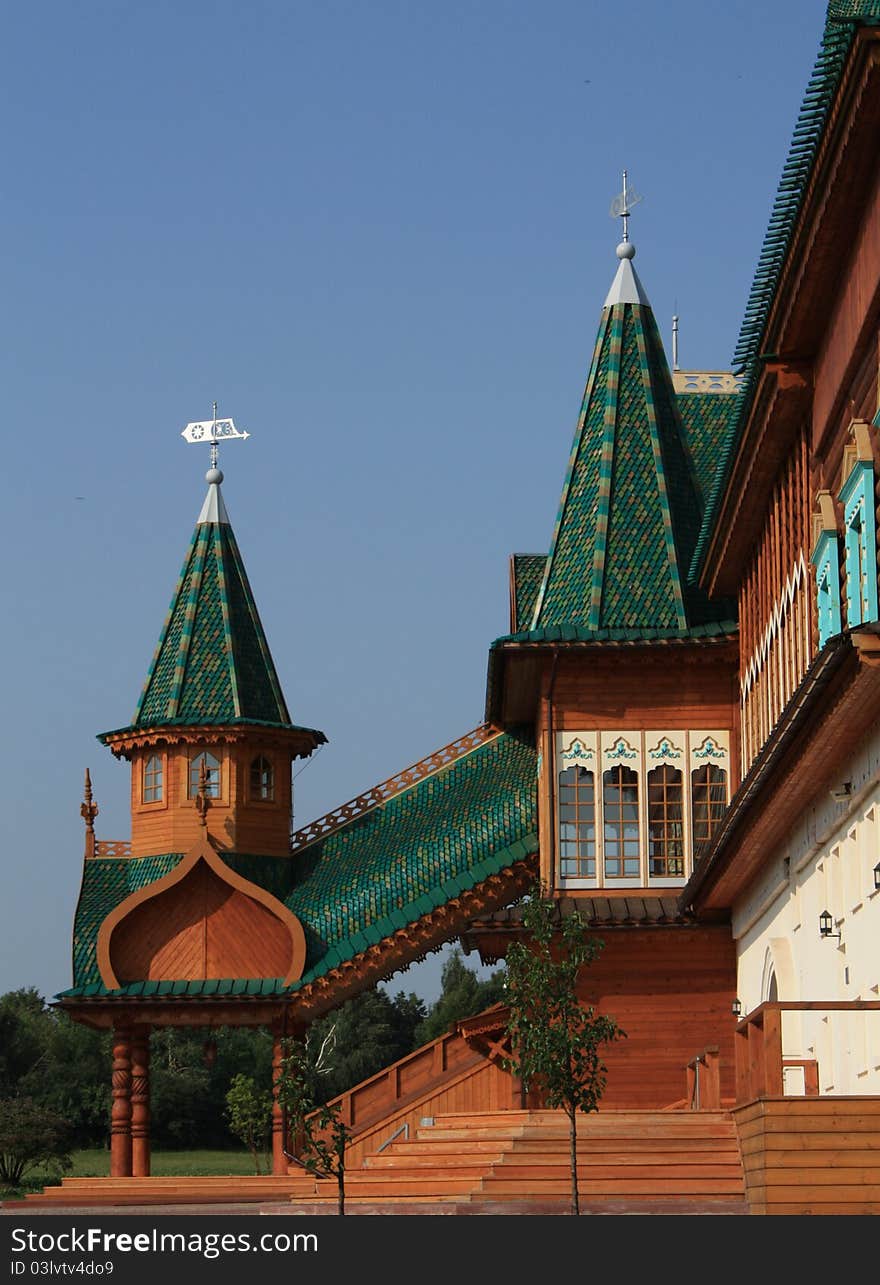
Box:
[98,449,326,859]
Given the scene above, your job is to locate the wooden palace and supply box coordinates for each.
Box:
[41,0,880,1214]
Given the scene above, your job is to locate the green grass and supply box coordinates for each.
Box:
[2,1148,263,1200]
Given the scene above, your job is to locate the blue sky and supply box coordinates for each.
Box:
[1,1,829,1004]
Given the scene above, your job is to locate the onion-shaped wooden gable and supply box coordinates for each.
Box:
[96,838,306,988]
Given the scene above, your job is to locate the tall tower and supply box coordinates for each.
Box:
[98,429,325,858]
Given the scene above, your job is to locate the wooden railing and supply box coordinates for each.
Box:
[289,724,499,852]
[734,1000,880,1103]
[94,840,132,859]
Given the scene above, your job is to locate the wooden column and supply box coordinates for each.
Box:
[110,1023,133,1178]
[130,1026,151,1178]
[271,1025,287,1176]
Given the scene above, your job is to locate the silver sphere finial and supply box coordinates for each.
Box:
[206,466,224,485]
[616,240,636,259]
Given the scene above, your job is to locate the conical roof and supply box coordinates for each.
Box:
[529,243,731,634]
[100,473,324,742]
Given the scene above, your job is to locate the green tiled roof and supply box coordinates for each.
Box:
[690,2,880,583]
[99,484,323,742]
[530,267,733,636]
[59,728,537,1000]
[511,554,547,632]
[491,620,737,648]
[676,393,739,506]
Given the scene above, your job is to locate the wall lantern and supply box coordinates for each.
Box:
[874,862,880,892]
[819,909,841,941]
[731,998,742,1019]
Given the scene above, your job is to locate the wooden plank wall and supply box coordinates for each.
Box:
[574,925,738,1109]
[738,427,812,773]
[734,1097,880,1214]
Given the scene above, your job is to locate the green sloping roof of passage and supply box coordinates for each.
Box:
[511,554,547,632]
[529,258,733,637]
[690,1,880,583]
[99,482,324,743]
[58,728,537,999]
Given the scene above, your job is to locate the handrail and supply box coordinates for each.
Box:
[734,1000,880,1103]
[376,1122,409,1153]
[289,724,498,851]
[685,1046,720,1110]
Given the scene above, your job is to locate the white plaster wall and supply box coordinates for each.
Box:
[732,725,880,1095]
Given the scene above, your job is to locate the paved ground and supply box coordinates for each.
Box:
[3,1198,749,1216]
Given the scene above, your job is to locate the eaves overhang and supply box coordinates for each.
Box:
[484,625,739,726]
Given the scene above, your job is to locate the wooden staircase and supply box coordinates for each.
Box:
[11,1108,749,1213]
[288,1109,749,1213]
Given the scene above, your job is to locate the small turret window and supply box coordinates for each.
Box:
[250,755,274,801]
[143,754,163,803]
[189,751,221,799]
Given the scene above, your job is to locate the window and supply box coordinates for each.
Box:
[691,765,727,848]
[558,765,596,879]
[810,499,842,648]
[142,754,163,803]
[555,730,730,887]
[602,766,640,879]
[189,750,220,799]
[250,755,274,801]
[838,429,878,628]
[647,765,684,877]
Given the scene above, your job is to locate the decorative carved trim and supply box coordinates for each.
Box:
[103,724,318,760]
[95,841,132,859]
[672,370,743,393]
[288,854,538,1021]
[96,836,307,988]
[289,724,500,852]
[740,552,809,701]
[80,769,98,861]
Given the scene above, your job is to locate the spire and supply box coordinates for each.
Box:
[124,468,294,729]
[530,200,728,635]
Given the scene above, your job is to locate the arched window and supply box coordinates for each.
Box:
[143,754,163,803]
[558,765,595,880]
[603,765,640,878]
[189,750,221,799]
[250,755,274,801]
[647,765,684,877]
[691,765,727,850]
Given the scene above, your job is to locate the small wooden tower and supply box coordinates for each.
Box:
[98,457,325,859]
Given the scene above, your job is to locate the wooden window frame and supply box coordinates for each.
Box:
[249,754,275,803]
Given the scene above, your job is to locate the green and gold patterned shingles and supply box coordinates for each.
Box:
[532,314,612,626]
[676,393,739,504]
[223,530,290,722]
[71,854,181,994]
[531,284,734,637]
[61,730,538,997]
[118,517,293,734]
[512,555,547,631]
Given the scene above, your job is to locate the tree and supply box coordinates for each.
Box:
[0,1098,73,1187]
[303,989,427,1104]
[414,948,507,1044]
[225,1074,272,1174]
[276,1039,351,1215]
[503,886,625,1215]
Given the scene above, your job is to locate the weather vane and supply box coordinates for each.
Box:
[181,402,250,471]
[609,170,643,244]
